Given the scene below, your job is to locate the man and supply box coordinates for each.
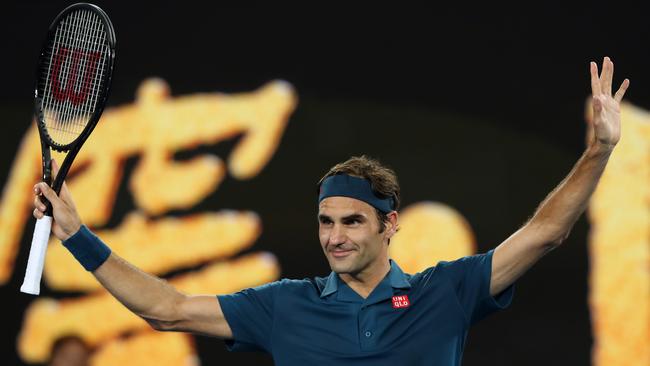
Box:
[32,57,628,365]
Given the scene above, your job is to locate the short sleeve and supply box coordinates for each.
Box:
[437,249,514,325]
[217,281,281,352]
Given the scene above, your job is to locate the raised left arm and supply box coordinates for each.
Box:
[490,57,630,296]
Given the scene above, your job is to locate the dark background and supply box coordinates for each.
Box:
[1,2,647,365]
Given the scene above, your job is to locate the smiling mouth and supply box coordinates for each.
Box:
[330,249,354,258]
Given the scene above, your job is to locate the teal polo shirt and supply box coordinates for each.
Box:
[217,249,514,365]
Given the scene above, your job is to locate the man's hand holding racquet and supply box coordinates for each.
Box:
[33,160,81,241]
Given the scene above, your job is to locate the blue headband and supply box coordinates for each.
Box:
[318,174,395,213]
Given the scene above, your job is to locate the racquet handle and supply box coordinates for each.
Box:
[20,216,53,295]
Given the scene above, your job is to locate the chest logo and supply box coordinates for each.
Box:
[392,295,410,309]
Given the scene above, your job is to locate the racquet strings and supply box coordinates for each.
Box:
[39,8,110,146]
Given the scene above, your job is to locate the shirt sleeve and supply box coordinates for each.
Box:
[217,280,282,352]
[437,249,514,325]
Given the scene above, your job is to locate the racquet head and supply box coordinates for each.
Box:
[35,3,116,151]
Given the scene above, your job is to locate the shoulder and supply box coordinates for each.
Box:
[429,250,495,284]
[404,264,439,287]
[218,277,320,308]
[266,276,328,294]
[225,275,329,295]
[401,250,494,282]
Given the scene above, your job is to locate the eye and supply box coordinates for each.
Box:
[343,218,362,226]
[319,217,333,225]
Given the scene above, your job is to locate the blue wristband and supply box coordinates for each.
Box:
[62,225,112,272]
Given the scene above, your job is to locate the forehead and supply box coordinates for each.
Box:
[318,196,375,216]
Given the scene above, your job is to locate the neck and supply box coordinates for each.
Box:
[339,255,391,299]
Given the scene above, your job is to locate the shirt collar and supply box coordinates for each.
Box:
[320,259,411,298]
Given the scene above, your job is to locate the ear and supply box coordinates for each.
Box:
[384,211,399,239]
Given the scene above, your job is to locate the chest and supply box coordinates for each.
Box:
[271,281,468,360]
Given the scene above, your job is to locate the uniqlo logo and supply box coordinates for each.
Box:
[392,295,410,309]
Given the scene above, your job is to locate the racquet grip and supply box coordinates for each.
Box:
[20,216,53,295]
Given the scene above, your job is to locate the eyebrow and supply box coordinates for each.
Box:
[342,214,366,222]
[317,214,331,222]
[318,213,367,222]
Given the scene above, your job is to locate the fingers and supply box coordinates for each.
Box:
[34,182,61,210]
[32,187,47,219]
[33,193,46,212]
[590,62,600,96]
[614,78,630,103]
[601,56,613,96]
[591,57,627,102]
[33,208,44,219]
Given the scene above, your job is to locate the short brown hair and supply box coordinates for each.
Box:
[318,155,400,232]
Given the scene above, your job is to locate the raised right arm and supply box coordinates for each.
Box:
[94,252,233,338]
[32,167,232,339]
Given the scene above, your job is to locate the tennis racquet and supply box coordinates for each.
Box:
[21,3,116,295]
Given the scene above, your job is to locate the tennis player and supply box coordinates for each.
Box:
[32,57,628,365]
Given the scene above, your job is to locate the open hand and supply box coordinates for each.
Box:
[589,57,630,148]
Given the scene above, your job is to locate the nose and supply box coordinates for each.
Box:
[328,223,347,246]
